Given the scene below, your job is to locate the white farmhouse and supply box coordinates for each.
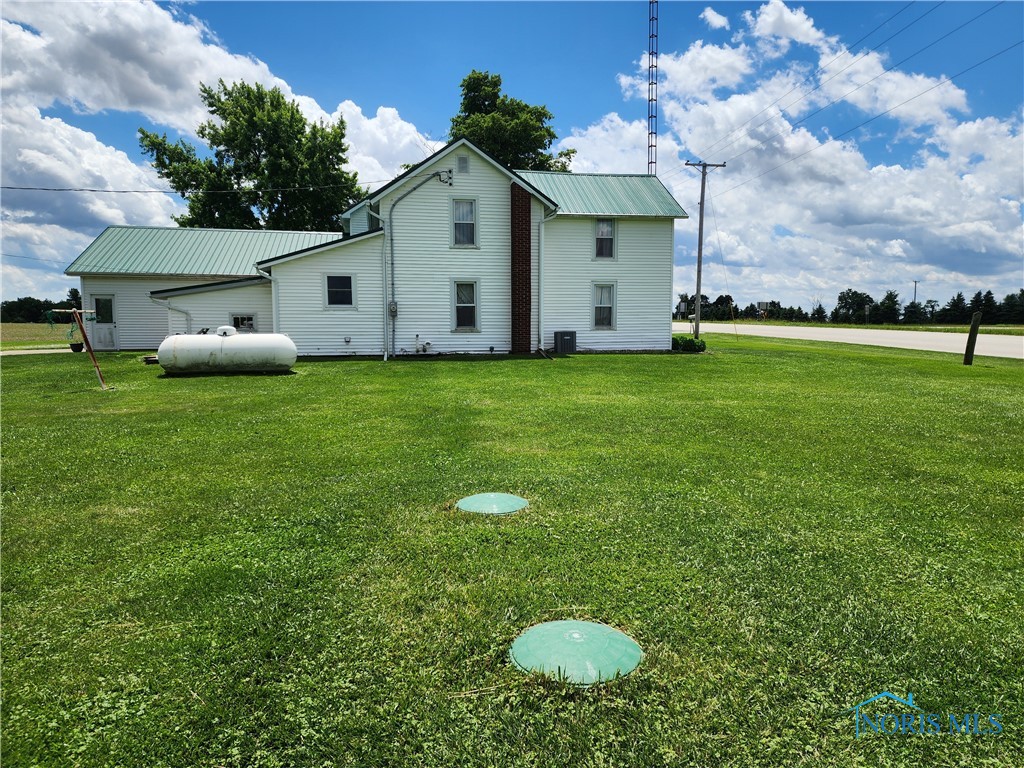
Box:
[66,139,687,355]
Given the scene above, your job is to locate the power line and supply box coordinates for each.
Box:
[1,179,393,195]
[686,0,921,165]
[1,252,69,266]
[711,39,1023,201]
[660,1,1005,185]
[690,1,949,168]
[719,1,1007,169]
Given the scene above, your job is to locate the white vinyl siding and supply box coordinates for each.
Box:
[272,233,385,356]
[163,283,273,336]
[541,217,674,351]
[378,149,514,354]
[348,205,370,236]
[80,276,236,350]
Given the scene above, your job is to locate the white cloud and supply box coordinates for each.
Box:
[700,7,730,31]
[1,2,286,135]
[1,104,184,300]
[628,42,753,103]
[743,0,829,57]
[335,101,444,189]
[0,0,437,301]
[1,258,83,303]
[630,2,1024,309]
[815,47,969,130]
[558,113,682,175]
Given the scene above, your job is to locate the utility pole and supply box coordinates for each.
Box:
[912,280,919,304]
[685,160,725,340]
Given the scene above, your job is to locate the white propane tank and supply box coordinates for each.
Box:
[157,328,297,373]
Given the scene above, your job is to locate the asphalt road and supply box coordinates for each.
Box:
[673,322,1024,360]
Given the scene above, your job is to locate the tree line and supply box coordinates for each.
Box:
[138,72,570,232]
[677,288,1024,325]
[1,289,82,323]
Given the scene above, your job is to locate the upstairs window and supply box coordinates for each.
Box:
[596,219,615,259]
[453,199,477,247]
[326,275,354,307]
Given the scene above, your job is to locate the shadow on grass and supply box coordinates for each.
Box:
[156,370,298,378]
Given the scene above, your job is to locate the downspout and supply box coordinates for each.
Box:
[537,210,558,351]
[385,169,453,357]
[366,208,388,361]
[254,265,278,333]
[150,296,192,334]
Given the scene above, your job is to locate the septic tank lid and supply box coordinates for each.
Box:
[509,620,642,686]
[456,492,527,515]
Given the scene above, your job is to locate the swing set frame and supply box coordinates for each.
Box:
[48,308,109,390]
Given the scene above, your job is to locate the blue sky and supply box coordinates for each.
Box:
[3,1,1022,310]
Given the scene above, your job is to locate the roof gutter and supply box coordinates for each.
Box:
[254,265,280,334]
[366,208,388,361]
[537,209,559,352]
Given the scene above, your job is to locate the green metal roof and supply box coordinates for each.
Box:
[66,226,344,276]
[515,172,687,218]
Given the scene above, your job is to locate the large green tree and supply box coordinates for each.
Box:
[937,292,970,323]
[871,290,902,324]
[449,71,575,172]
[830,289,875,324]
[139,80,362,231]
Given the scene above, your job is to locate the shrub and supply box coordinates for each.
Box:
[672,335,706,353]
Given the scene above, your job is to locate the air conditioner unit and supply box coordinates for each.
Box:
[553,330,576,354]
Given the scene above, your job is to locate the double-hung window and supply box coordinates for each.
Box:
[593,283,615,329]
[326,275,354,307]
[453,280,479,331]
[453,199,477,247]
[596,219,615,259]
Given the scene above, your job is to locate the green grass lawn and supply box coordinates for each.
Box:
[2,338,1022,767]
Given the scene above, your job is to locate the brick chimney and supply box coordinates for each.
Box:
[510,183,532,354]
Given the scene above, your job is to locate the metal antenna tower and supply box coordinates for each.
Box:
[648,0,658,175]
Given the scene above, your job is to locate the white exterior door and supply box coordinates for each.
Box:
[91,295,118,350]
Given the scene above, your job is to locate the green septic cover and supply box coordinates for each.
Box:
[510,620,642,686]
[456,492,527,515]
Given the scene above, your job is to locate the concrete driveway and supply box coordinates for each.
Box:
[673,322,1024,360]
